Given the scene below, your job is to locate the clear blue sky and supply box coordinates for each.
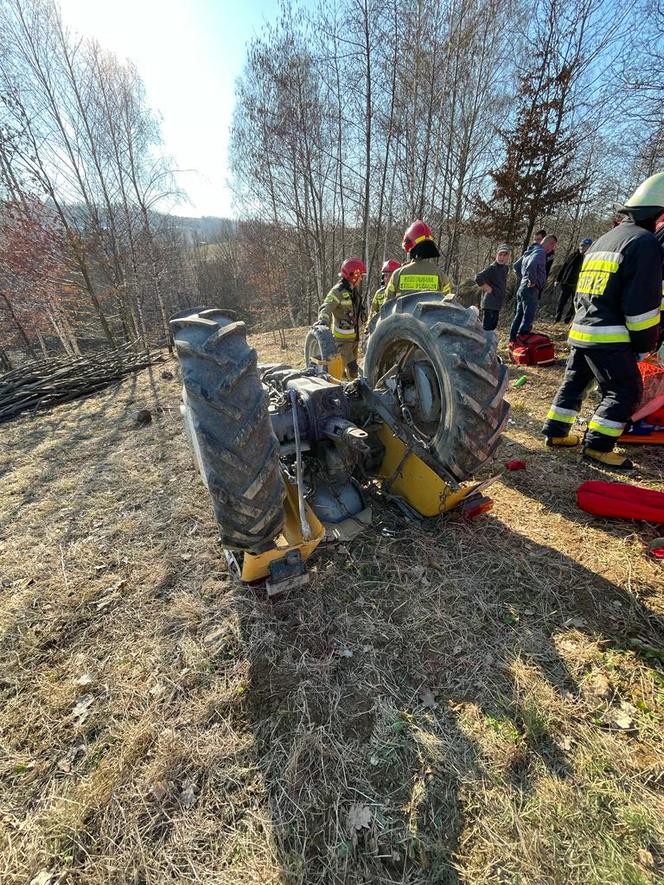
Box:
[58,0,284,218]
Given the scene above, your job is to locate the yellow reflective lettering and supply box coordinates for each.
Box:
[399,274,439,291]
[576,270,611,296]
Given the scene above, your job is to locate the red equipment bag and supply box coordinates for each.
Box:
[620,371,664,444]
[649,406,664,425]
[577,480,664,523]
[632,360,664,421]
[508,333,556,366]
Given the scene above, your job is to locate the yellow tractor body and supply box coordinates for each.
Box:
[171,294,509,595]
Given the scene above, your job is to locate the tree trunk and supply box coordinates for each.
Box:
[0,346,13,372]
[0,291,37,359]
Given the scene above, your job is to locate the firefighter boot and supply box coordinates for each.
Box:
[545,434,580,447]
[582,447,634,470]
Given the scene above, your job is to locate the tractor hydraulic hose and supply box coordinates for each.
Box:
[289,388,312,541]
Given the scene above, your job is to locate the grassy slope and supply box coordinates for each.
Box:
[1,322,663,884]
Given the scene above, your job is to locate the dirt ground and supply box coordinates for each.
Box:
[1,319,663,885]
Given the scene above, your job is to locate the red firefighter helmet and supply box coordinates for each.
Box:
[402,220,434,254]
[339,257,366,282]
[381,259,401,276]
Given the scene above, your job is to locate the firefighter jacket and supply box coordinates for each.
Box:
[657,224,664,298]
[568,221,662,353]
[657,225,664,351]
[369,285,386,318]
[318,279,360,340]
[385,257,452,300]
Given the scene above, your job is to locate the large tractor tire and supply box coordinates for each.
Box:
[171,308,285,552]
[364,292,510,481]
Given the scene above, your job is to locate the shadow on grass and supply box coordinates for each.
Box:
[232,505,664,883]
[2,356,662,882]
[0,368,181,661]
[0,375,139,531]
[498,432,664,550]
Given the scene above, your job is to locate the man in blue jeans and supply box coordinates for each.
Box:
[509,234,557,344]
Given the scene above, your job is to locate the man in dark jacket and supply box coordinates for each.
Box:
[509,235,557,342]
[542,172,664,469]
[515,232,557,289]
[554,237,593,323]
[475,244,511,331]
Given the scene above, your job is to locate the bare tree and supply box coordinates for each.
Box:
[0,0,192,362]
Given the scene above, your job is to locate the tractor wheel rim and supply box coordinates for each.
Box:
[377,340,445,439]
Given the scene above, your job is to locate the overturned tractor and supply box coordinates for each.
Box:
[171,293,510,594]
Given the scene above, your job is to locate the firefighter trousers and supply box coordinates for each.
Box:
[335,338,359,380]
[542,345,642,452]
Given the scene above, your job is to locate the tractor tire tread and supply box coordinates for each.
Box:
[304,325,338,365]
[171,309,285,552]
[364,293,510,480]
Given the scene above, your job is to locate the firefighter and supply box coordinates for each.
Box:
[316,256,366,379]
[384,220,452,300]
[369,259,401,318]
[657,218,664,356]
[542,172,664,469]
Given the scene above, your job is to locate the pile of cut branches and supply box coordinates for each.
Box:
[0,343,164,423]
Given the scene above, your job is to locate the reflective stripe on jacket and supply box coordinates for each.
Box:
[318,280,358,340]
[568,221,662,352]
[385,258,452,300]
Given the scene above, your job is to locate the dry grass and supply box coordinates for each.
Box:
[1,321,664,884]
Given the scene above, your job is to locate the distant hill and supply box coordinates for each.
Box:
[165,215,236,245]
[43,200,236,247]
